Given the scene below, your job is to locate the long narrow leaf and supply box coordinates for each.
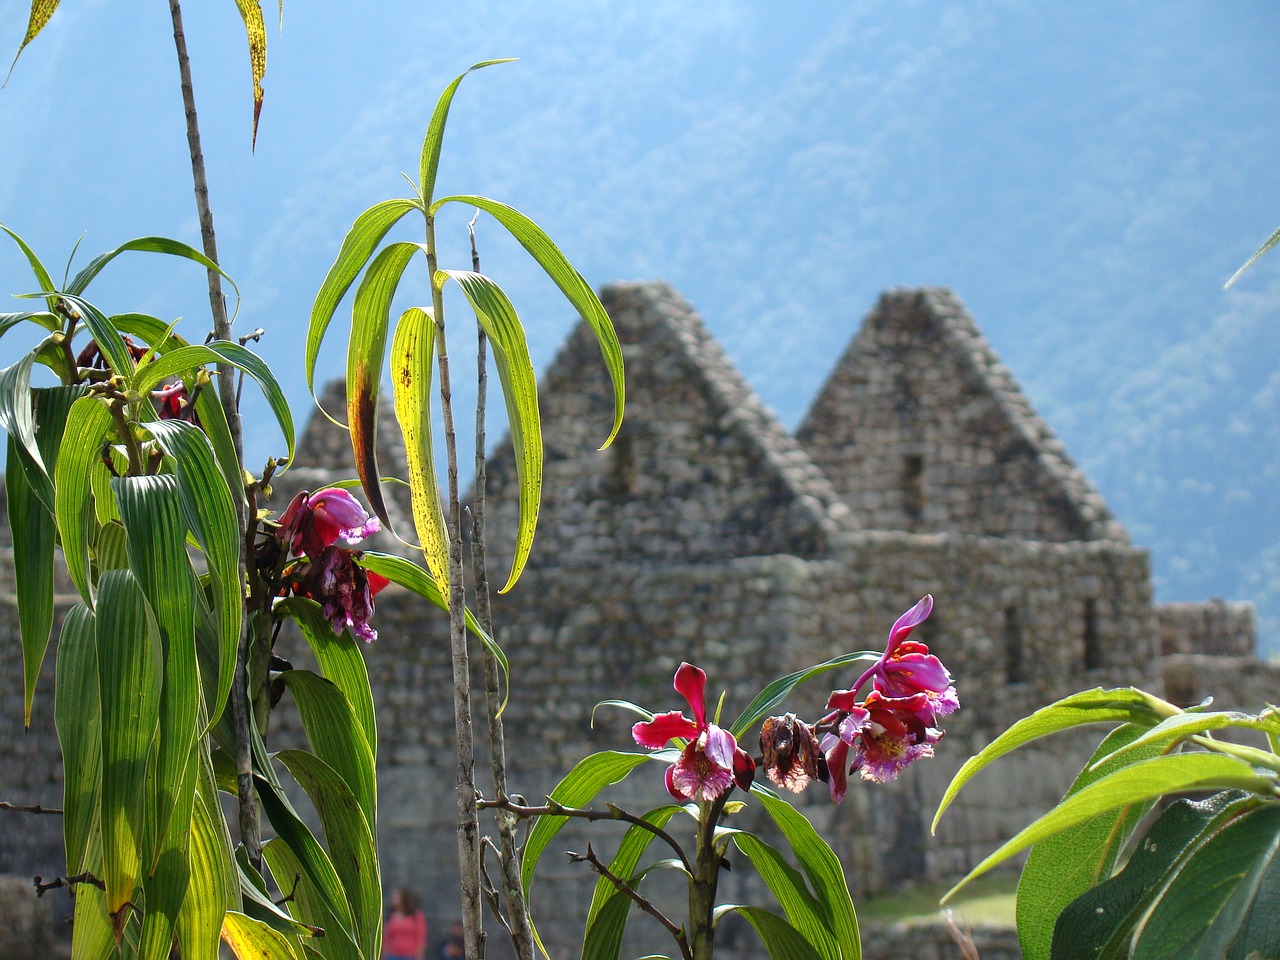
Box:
[442,271,542,592]
[96,569,162,919]
[231,0,268,148]
[307,198,419,401]
[55,603,100,875]
[756,792,860,960]
[0,355,52,507]
[730,651,879,740]
[55,293,137,379]
[348,241,421,528]
[67,236,237,302]
[0,223,57,311]
[54,395,114,603]
[418,60,516,205]
[176,753,238,960]
[145,419,242,729]
[1225,224,1280,288]
[390,305,449,599]
[222,912,303,960]
[731,832,840,960]
[714,905,826,960]
[7,439,55,726]
[434,195,625,447]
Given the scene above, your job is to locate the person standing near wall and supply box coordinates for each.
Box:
[383,887,428,960]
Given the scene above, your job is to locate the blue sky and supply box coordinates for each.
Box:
[3,0,1280,635]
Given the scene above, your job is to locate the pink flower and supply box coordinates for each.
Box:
[292,546,390,643]
[633,663,756,802]
[278,488,381,557]
[759,713,828,793]
[866,596,958,723]
[821,690,940,798]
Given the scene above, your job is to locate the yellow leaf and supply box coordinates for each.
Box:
[7,0,61,82]
[232,0,267,147]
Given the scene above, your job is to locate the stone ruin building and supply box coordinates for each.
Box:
[0,280,1274,955]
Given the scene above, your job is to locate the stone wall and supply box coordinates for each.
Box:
[1156,599,1256,657]
[797,289,1126,544]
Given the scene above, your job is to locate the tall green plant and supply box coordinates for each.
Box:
[305,60,626,958]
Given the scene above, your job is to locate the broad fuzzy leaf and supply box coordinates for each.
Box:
[934,688,1172,831]
[1016,725,1160,960]
[390,305,449,600]
[442,271,542,592]
[1052,791,1255,960]
[434,195,625,448]
[945,753,1274,900]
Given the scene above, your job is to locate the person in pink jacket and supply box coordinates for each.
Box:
[383,887,428,960]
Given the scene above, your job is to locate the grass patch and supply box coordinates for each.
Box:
[857,872,1018,927]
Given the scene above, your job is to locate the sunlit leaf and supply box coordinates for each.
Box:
[441,271,542,592]
[729,650,879,741]
[55,603,100,876]
[1015,725,1160,960]
[944,753,1274,901]
[231,0,268,149]
[176,755,238,960]
[434,195,625,447]
[222,912,303,960]
[307,198,420,405]
[0,223,57,313]
[54,395,115,604]
[1225,224,1280,288]
[418,60,516,205]
[96,569,162,919]
[348,242,421,529]
[390,305,449,600]
[933,688,1171,831]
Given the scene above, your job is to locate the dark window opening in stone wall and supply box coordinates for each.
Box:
[1083,598,1103,670]
[1004,606,1025,683]
[606,430,636,496]
[902,454,925,527]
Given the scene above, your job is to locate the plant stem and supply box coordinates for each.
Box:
[167,0,259,868]
[469,219,535,960]
[427,213,485,959]
[688,795,728,960]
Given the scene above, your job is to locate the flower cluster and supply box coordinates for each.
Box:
[265,489,389,642]
[633,596,957,805]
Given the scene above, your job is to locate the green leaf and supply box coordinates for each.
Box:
[274,597,377,756]
[1051,791,1255,960]
[277,670,377,827]
[756,791,860,960]
[7,440,54,726]
[231,0,268,148]
[54,293,138,379]
[1225,224,1280,288]
[731,832,841,960]
[176,755,238,960]
[144,419,242,730]
[69,827,117,960]
[714,905,826,960]
[67,235,238,302]
[114,474,201,861]
[522,751,654,957]
[358,550,509,711]
[441,270,542,593]
[1094,710,1280,769]
[580,805,682,960]
[389,305,450,599]
[1016,725,1161,960]
[54,395,114,603]
[946,753,1274,900]
[0,309,58,338]
[307,198,420,401]
[0,354,53,508]
[347,241,422,530]
[1130,801,1280,960]
[434,194,625,448]
[729,651,879,741]
[261,840,362,960]
[222,912,303,960]
[933,688,1173,832]
[277,749,382,959]
[0,223,57,312]
[133,341,295,468]
[418,60,516,205]
[95,569,163,918]
[55,603,100,875]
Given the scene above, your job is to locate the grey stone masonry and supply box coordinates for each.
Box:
[797,288,1128,543]
[1156,599,1256,657]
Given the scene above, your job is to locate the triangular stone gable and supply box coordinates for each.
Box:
[797,287,1127,543]
[484,281,853,573]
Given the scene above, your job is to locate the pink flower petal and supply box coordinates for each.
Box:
[673,662,708,728]
[885,594,933,657]
[633,711,700,748]
[702,725,737,769]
